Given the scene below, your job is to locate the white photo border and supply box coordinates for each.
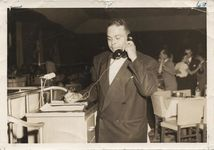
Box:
[0,0,213,149]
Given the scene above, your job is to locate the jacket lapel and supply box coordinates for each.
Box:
[101,60,131,112]
[99,54,112,97]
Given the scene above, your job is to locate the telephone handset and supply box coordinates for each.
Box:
[112,49,128,59]
[112,34,133,60]
[81,34,133,100]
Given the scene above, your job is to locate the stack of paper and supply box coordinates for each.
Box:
[40,100,87,112]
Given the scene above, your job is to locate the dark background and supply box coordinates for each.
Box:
[7,8,206,77]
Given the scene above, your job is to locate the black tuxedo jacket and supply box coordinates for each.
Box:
[87,51,158,142]
[186,57,201,95]
[188,57,201,74]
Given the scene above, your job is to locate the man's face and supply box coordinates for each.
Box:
[182,55,189,63]
[185,49,192,58]
[107,25,128,53]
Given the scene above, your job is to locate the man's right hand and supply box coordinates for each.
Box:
[64,91,83,103]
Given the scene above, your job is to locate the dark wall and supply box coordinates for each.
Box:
[8,8,206,73]
[63,30,206,65]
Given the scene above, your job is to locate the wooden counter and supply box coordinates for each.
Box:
[25,104,97,143]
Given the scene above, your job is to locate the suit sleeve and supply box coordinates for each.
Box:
[127,56,158,97]
[189,58,200,71]
[163,61,176,75]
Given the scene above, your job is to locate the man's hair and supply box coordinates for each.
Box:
[162,49,172,58]
[185,48,193,55]
[107,18,130,33]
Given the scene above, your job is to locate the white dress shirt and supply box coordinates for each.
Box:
[109,58,127,85]
[175,62,188,78]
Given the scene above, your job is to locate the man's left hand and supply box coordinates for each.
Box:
[64,91,83,103]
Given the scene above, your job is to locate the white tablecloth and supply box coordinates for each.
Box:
[163,96,206,118]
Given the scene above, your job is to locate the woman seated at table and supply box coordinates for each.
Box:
[158,49,177,91]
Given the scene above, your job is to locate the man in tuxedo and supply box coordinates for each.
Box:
[89,19,158,143]
[183,48,201,95]
[65,19,158,142]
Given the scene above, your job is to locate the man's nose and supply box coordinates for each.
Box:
[111,38,117,45]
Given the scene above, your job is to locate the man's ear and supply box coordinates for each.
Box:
[127,33,133,41]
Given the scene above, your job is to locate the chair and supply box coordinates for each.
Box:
[42,86,68,103]
[199,103,207,142]
[151,91,173,140]
[160,99,204,142]
[8,115,44,143]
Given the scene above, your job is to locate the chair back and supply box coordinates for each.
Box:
[8,115,44,143]
[151,91,171,118]
[177,99,204,126]
[173,89,191,97]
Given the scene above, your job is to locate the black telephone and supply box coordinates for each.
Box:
[112,34,133,60]
[112,49,128,59]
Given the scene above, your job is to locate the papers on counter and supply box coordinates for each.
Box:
[40,100,88,112]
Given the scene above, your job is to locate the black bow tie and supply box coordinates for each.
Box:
[112,49,128,60]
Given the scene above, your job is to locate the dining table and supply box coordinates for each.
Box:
[163,96,206,118]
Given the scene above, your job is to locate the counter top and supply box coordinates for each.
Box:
[26,103,97,118]
[8,86,67,99]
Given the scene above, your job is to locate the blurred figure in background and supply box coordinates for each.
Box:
[46,59,56,74]
[195,54,206,96]
[175,55,189,90]
[158,49,177,91]
[175,48,204,95]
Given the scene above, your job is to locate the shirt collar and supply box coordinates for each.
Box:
[164,58,169,63]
